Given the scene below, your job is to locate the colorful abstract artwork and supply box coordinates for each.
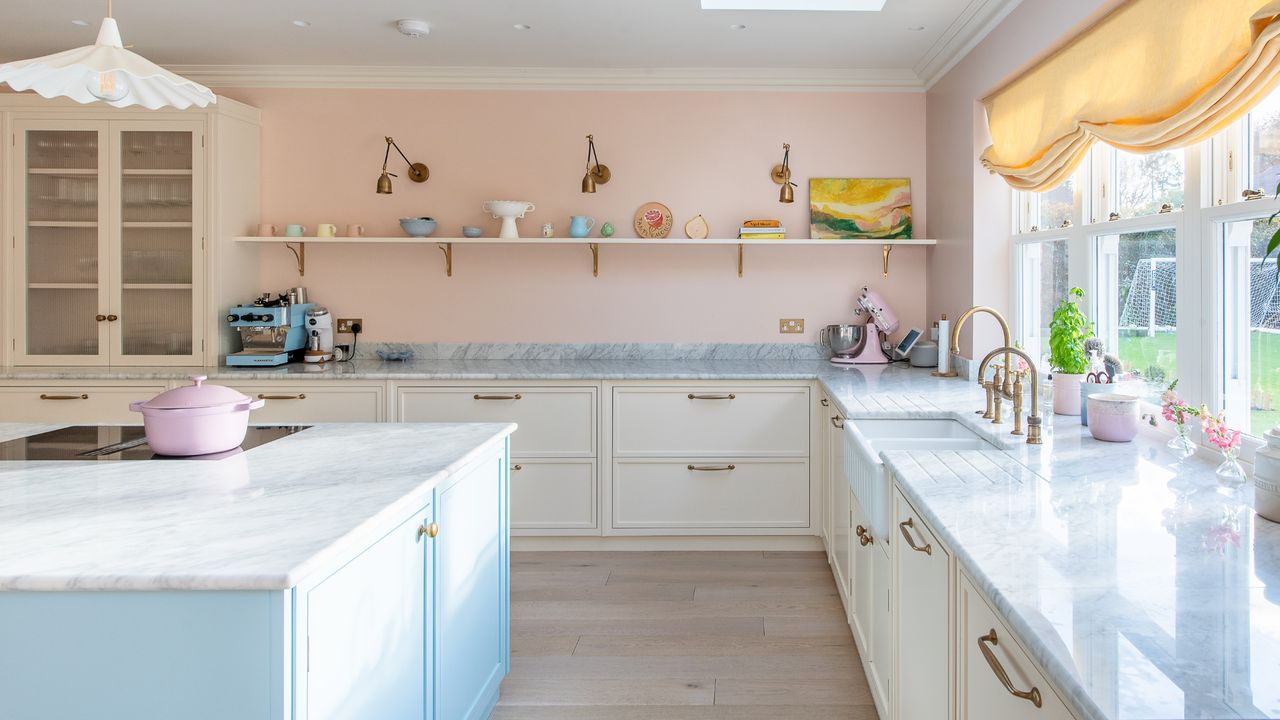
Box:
[809,178,912,240]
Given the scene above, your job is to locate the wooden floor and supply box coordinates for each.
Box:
[493,550,879,719]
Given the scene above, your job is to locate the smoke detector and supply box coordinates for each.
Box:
[396,19,430,37]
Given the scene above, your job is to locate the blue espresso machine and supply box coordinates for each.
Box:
[226,302,314,366]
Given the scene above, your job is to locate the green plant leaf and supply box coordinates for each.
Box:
[1048,286,1092,374]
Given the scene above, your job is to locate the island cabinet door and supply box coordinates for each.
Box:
[434,447,510,720]
[302,503,433,720]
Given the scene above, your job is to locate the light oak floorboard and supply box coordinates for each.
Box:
[500,677,715,706]
[513,616,764,638]
[508,654,863,681]
[491,705,877,719]
[513,582,696,602]
[714,678,874,706]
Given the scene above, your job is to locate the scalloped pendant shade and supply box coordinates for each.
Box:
[0,16,215,110]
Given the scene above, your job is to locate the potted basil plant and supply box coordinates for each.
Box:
[1048,287,1092,415]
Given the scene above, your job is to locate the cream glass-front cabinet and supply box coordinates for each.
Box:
[11,119,203,365]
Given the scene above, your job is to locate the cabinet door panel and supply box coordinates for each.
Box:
[830,416,851,606]
[306,506,429,720]
[612,459,809,529]
[0,384,166,423]
[850,492,873,655]
[895,492,952,720]
[613,386,809,457]
[222,384,384,423]
[511,459,596,530]
[397,387,595,457]
[436,453,507,720]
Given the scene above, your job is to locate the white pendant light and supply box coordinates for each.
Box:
[0,2,215,110]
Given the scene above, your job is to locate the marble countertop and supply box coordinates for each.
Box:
[0,422,514,591]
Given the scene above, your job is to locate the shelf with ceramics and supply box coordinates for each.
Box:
[232,235,937,278]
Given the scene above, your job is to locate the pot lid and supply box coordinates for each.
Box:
[135,375,250,410]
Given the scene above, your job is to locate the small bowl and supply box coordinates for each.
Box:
[1087,393,1140,442]
[399,217,437,237]
[462,226,482,238]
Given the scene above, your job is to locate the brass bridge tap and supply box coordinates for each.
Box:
[942,306,1012,382]
[977,346,1042,445]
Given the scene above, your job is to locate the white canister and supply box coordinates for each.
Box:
[1252,428,1280,523]
[1053,373,1085,415]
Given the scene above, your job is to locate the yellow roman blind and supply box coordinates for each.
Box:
[981,0,1280,191]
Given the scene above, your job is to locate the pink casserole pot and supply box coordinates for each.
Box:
[129,376,265,456]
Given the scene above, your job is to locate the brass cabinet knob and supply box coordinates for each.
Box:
[855,525,866,536]
[106,314,118,322]
[511,464,523,471]
[418,522,439,539]
[95,314,107,322]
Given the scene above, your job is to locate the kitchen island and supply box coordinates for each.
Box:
[0,422,514,720]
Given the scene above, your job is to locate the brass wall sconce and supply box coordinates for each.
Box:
[772,143,796,204]
[376,136,429,194]
[581,134,611,193]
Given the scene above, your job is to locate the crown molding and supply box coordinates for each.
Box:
[915,0,1023,89]
[166,64,926,93]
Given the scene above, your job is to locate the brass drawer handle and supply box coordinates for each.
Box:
[820,398,829,406]
[39,393,88,400]
[474,393,522,400]
[257,393,306,400]
[511,464,523,471]
[688,393,735,400]
[418,522,439,539]
[898,517,933,555]
[978,629,1043,708]
[688,464,736,472]
[855,525,874,546]
[831,415,844,428]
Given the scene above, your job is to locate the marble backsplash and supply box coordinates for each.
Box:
[357,342,830,362]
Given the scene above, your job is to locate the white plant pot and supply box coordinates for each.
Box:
[1253,428,1280,524]
[1052,373,1085,415]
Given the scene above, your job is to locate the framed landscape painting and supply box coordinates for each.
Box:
[809,178,912,240]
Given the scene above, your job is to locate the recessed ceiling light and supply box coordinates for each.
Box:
[701,0,886,10]
[292,20,311,28]
[70,19,90,27]
[513,23,532,30]
[730,23,748,29]
[907,25,926,31]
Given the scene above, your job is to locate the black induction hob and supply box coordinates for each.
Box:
[0,425,310,461]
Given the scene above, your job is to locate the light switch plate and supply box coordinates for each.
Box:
[779,318,804,334]
[336,318,362,334]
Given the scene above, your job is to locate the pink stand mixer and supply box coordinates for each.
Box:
[821,287,901,366]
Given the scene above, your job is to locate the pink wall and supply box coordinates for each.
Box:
[925,0,1121,355]
[219,88,927,344]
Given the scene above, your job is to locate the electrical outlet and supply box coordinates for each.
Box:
[337,318,362,334]
[779,318,804,334]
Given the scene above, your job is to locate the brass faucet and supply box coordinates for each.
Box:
[977,346,1043,445]
[939,306,1012,381]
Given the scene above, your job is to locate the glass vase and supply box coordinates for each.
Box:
[1166,422,1196,458]
[1215,446,1247,488]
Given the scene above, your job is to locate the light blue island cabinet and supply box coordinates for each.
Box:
[0,422,513,720]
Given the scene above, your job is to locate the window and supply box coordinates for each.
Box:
[1247,90,1280,195]
[1097,228,1178,399]
[1113,149,1184,217]
[1222,217,1280,435]
[1017,239,1069,364]
[1015,177,1074,233]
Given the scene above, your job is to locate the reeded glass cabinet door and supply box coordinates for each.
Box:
[13,120,111,364]
[110,122,203,364]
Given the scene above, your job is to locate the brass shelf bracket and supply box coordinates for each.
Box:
[737,243,744,278]
[438,242,453,277]
[882,244,892,277]
[285,242,306,276]
[589,242,599,277]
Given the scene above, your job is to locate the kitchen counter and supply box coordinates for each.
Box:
[0,422,515,591]
[2,357,1276,718]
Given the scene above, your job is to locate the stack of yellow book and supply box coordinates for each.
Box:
[739,219,785,239]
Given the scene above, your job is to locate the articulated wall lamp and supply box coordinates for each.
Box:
[376,136,429,194]
[581,134,612,193]
[772,143,796,203]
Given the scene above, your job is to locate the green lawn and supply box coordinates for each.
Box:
[1118,331,1280,433]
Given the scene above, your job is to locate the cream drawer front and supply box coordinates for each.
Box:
[396,387,595,457]
[613,387,809,457]
[0,385,166,423]
[960,574,1074,720]
[510,460,596,530]
[222,385,384,423]
[612,459,809,529]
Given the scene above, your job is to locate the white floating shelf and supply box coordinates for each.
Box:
[232,236,936,277]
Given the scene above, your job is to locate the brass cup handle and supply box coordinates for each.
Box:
[106,314,118,322]
[688,393,735,400]
[95,314,107,322]
[474,393,522,400]
[978,629,1043,708]
[257,393,306,400]
[688,464,736,471]
[418,522,439,539]
[898,517,933,555]
[39,393,88,400]
[831,416,844,428]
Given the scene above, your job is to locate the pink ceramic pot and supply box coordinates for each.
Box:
[1087,394,1140,442]
[130,376,265,456]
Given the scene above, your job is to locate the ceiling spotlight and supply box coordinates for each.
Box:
[292,20,311,28]
[71,19,90,27]
[907,25,925,31]
[730,23,748,29]
[513,23,532,30]
[396,19,430,37]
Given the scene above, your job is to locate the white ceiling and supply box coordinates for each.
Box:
[0,0,1019,89]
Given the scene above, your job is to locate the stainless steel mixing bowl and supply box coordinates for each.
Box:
[820,324,867,357]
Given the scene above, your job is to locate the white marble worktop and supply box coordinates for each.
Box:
[0,422,514,591]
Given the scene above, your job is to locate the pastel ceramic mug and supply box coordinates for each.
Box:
[316,223,338,237]
[257,223,277,237]
[284,224,306,237]
[345,224,364,237]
